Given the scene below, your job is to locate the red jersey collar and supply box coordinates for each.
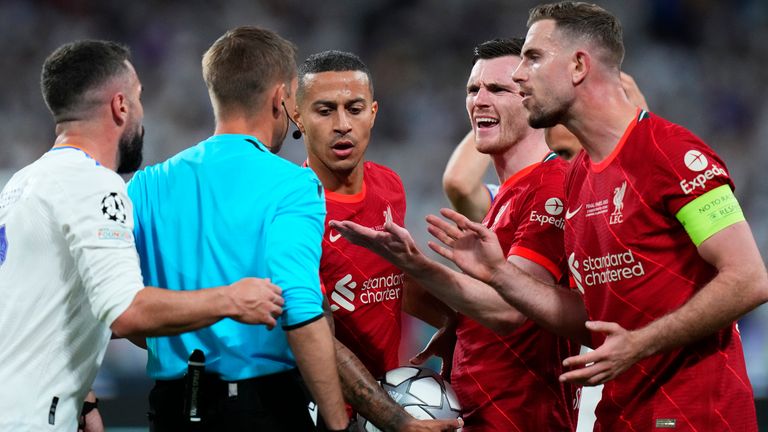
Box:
[303,158,367,203]
[591,108,645,173]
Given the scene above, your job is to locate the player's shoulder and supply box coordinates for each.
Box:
[637,113,726,171]
[640,112,714,154]
[39,150,126,194]
[526,156,568,192]
[363,161,404,190]
[364,161,402,181]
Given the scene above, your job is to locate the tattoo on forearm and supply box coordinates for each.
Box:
[335,341,409,431]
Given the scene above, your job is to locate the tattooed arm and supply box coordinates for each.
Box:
[322,299,461,431]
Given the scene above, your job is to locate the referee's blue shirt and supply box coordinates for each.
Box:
[127,134,326,381]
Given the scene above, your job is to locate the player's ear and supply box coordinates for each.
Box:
[293,108,305,134]
[271,83,285,119]
[111,92,128,126]
[572,50,590,85]
[369,101,379,128]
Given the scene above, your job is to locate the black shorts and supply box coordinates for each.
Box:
[148,368,316,432]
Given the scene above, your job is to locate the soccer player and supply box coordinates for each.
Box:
[0,40,283,432]
[443,72,647,222]
[294,50,461,432]
[331,39,578,431]
[127,28,348,431]
[427,2,768,430]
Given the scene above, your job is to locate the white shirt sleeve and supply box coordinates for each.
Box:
[48,166,143,327]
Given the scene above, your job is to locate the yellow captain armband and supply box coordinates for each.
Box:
[676,184,745,246]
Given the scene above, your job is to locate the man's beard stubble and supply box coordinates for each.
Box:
[116,126,144,174]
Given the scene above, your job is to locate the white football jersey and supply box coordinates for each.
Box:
[0,147,142,431]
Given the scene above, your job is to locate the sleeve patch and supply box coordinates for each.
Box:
[676,184,745,246]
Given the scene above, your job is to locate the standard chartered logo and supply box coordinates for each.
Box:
[330,272,403,312]
[568,249,645,290]
[330,274,357,312]
[568,253,584,294]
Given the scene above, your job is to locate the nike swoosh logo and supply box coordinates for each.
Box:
[329,231,342,242]
[565,205,582,220]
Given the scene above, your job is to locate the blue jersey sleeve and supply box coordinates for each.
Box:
[267,169,326,328]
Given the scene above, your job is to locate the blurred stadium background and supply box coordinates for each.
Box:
[1,0,766,430]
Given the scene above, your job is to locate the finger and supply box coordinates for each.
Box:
[562,350,600,368]
[264,316,277,330]
[427,224,455,248]
[272,305,283,316]
[427,241,454,261]
[426,214,463,240]
[436,417,464,431]
[585,320,622,334]
[463,219,494,239]
[268,283,282,295]
[273,296,285,307]
[409,352,429,365]
[330,220,375,237]
[439,208,471,228]
[585,371,612,387]
[383,220,409,238]
[559,361,608,384]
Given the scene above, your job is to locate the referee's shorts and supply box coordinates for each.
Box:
[148,368,316,432]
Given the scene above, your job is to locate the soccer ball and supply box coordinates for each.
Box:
[357,366,461,432]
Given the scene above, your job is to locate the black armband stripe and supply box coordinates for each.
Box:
[282,312,324,331]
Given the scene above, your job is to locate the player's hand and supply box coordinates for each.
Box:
[78,392,104,432]
[227,278,284,329]
[329,219,426,273]
[620,72,649,111]
[400,417,464,432]
[410,322,457,381]
[559,321,645,386]
[426,208,506,283]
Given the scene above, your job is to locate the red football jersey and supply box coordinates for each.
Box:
[452,157,579,432]
[320,161,406,379]
[564,110,756,431]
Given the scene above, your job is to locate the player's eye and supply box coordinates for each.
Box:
[348,106,363,115]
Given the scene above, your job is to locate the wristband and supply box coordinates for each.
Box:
[81,398,99,416]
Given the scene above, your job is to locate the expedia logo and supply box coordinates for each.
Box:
[680,150,727,194]
[529,197,565,230]
[569,249,645,289]
[330,272,403,313]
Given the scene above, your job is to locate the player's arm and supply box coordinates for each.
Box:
[442,131,493,223]
[426,208,591,344]
[402,277,455,329]
[55,174,284,338]
[334,338,461,432]
[78,390,103,432]
[111,279,283,337]
[330,219,527,334]
[561,219,768,385]
[286,318,348,429]
[269,172,348,429]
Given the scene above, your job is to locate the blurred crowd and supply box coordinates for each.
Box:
[1,0,766,407]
